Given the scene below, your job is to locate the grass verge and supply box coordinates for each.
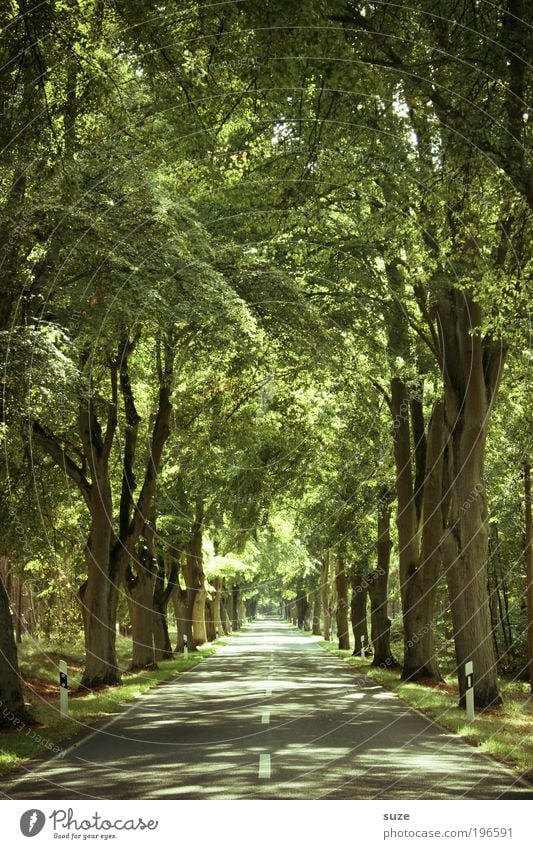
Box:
[320,639,533,781]
[0,636,216,777]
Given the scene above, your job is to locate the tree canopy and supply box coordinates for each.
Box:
[0,0,531,721]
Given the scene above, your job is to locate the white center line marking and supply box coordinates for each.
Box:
[258,754,271,779]
[261,711,270,725]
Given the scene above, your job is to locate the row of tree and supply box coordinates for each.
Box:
[0,0,531,726]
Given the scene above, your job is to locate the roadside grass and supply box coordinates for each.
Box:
[0,634,216,777]
[320,639,533,780]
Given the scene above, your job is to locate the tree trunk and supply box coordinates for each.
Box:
[368,488,397,667]
[330,568,337,639]
[296,589,307,629]
[0,566,28,725]
[312,586,322,635]
[350,571,369,655]
[495,579,510,654]
[172,579,187,653]
[213,576,224,637]
[15,575,22,644]
[183,505,206,649]
[500,568,513,654]
[125,541,157,670]
[488,574,500,660]
[246,596,258,620]
[391,376,419,613]
[221,586,232,635]
[232,585,241,630]
[205,597,216,642]
[192,587,207,646]
[401,402,445,682]
[524,462,533,695]
[152,555,177,662]
[79,481,120,688]
[335,556,350,649]
[320,553,331,640]
[439,291,503,707]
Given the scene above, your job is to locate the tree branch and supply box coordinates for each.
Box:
[32,420,91,508]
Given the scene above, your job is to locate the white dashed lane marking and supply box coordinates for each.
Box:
[258,754,271,779]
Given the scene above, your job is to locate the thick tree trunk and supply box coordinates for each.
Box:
[153,555,177,661]
[391,377,419,613]
[246,596,258,620]
[330,569,337,639]
[172,581,187,653]
[79,575,119,687]
[350,571,369,655]
[205,597,216,642]
[183,506,206,649]
[312,587,322,635]
[289,601,297,625]
[296,589,307,629]
[335,556,350,649]
[221,587,232,635]
[524,462,533,695]
[390,376,443,681]
[320,553,331,640]
[439,291,503,707]
[442,440,500,705]
[238,596,247,626]
[192,588,207,646]
[368,489,397,667]
[402,402,444,681]
[0,568,28,725]
[232,585,241,630]
[125,541,157,671]
[213,576,224,637]
[79,483,120,688]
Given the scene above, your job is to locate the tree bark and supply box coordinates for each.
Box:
[125,542,157,671]
[296,589,307,629]
[213,576,224,637]
[153,555,177,661]
[391,376,419,614]
[524,462,533,695]
[172,575,187,653]
[205,597,216,642]
[183,504,206,649]
[320,553,331,640]
[335,556,350,649]
[439,290,503,707]
[0,566,28,725]
[78,450,120,688]
[231,585,241,630]
[312,585,322,635]
[350,570,369,655]
[401,402,445,681]
[221,586,232,635]
[368,488,397,667]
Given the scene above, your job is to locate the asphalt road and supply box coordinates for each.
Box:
[2,621,531,800]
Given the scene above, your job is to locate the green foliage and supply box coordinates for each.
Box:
[0,0,531,715]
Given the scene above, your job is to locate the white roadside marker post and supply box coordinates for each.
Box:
[59,660,68,718]
[360,635,365,660]
[465,660,475,722]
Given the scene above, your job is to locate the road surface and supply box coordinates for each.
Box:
[2,621,531,799]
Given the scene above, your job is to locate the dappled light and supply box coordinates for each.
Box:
[0,0,531,806]
[3,623,531,801]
